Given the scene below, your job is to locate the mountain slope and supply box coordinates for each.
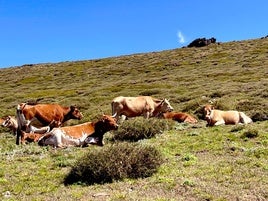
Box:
[0,37,267,200]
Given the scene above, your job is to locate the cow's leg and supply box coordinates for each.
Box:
[143,111,151,119]
[121,115,127,121]
[28,125,50,134]
[214,120,225,126]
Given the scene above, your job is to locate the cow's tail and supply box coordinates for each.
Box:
[16,103,30,145]
[111,101,116,116]
[239,112,253,124]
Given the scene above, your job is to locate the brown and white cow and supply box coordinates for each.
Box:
[204,104,253,126]
[111,96,173,121]
[38,115,118,148]
[18,103,83,126]
[158,112,198,124]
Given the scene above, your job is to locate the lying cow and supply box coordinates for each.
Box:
[111,96,173,121]
[204,104,253,126]
[158,112,198,124]
[38,114,118,148]
[21,131,45,144]
[18,103,83,126]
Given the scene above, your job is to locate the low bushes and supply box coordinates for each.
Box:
[111,117,174,142]
[64,142,163,185]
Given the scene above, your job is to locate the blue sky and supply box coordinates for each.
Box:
[0,0,267,68]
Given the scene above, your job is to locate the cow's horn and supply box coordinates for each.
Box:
[111,112,117,118]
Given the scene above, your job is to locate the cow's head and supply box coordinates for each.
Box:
[203,104,214,121]
[2,116,16,129]
[101,114,119,131]
[70,105,83,120]
[160,99,174,112]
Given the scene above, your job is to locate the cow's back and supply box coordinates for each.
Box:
[55,122,94,139]
[22,104,66,124]
[112,96,150,117]
[212,110,240,125]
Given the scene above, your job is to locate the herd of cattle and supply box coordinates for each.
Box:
[0,96,253,148]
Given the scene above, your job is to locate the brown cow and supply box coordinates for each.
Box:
[16,105,64,144]
[204,104,253,126]
[111,96,173,121]
[18,103,83,126]
[38,114,118,148]
[158,112,198,124]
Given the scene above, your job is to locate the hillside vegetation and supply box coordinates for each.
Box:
[0,38,267,200]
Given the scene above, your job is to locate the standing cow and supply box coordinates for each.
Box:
[18,103,83,126]
[16,103,83,145]
[111,96,173,121]
[204,104,253,126]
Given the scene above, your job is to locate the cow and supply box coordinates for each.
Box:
[158,112,198,124]
[21,131,45,144]
[17,103,83,127]
[38,114,118,148]
[2,114,60,144]
[111,96,173,121]
[204,104,253,126]
[15,105,63,144]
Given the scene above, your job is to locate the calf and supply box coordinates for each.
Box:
[38,114,118,148]
[159,112,198,124]
[204,104,253,126]
[21,131,45,144]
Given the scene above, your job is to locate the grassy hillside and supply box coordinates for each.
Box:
[0,38,267,200]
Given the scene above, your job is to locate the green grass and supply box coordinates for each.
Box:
[0,37,268,200]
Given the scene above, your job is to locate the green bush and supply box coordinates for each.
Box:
[112,117,174,142]
[64,142,163,185]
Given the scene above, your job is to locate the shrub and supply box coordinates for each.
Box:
[236,100,268,121]
[251,111,268,122]
[112,117,173,142]
[64,142,163,185]
[241,129,259,139]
